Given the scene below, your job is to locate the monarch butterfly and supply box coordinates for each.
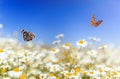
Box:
[21,29,35,41]
[90,15,103,27]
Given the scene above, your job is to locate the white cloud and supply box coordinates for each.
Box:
[0,24,3,29]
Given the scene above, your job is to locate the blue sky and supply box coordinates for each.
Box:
[0,0,120,44]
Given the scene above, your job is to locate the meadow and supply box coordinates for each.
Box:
[0,34,119,79]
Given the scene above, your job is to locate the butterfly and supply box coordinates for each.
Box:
[90,15,103,27]
[21,29,35,41]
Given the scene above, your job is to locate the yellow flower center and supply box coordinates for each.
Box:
[64,43,70,47]
[75,67,80,72]
[24,58,28,61]
[52,48,56,52]
[13,67,19,72]
[99,68,103,73]
[49,73,54,77]
[73,72,77,75]
[101,45,104,48]
[81,70,86,74]
[66,73,71,77]
[24,52,28,55]
[70,60,75,65]
[90,71,94,74]
[71,47,75,51]
[2,68,6,73]
[0,49,4,53]
[79,40,84,44]
[113,71,118,76]
[46,59,51,62]
[20,74,26,79]
[106,73,110,78]
[56,77,60,79]
[34,53,37,57]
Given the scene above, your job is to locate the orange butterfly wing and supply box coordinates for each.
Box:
[95,20,103,26]
[90,15,103,27]
[90,15,96,26]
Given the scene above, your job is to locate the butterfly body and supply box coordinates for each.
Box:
[90,15,103,27]
[21,29,35,41]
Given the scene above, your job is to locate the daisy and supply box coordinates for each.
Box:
[80,70,87,75]
[112,71,120,77]
[20,74,26,79]
[93,77,100,79]
[8,67,22,78]
[98,44,108,49]
[76,40,87,48]
[56,34,64,39]
[62,43,70,49]
[87,70,97,77]
[87,50,97,57]
[51,48,60,53]
[105,66,112,72]
[29,76,36,79]
[29,69,41,75]
[69,75,81,79]
[49,72,54,77]
[0,49,8,61]
[56,77,60,79]
[61,71,69,76]
[52,40,61,45]
[98,68,106,76]
[74,67,81,73]
[65,72,72,78]
[0,64,11,69]
[70,47,76,51]
[106,72,111,79]
[49,64,62,72]
[0,49,4,52]
[48,72,56,79]
[22,56,30,62]
[1,68,7,73]
[89,37,101,42]
[39,74,48,79]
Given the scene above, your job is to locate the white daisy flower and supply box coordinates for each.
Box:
[51,48,60,53]
[0,50,8,60]
[62,43,71,49]
[93,77,100,79]
[29,76,36,79]
[48,72,56,79]
[49,64,62,72]
[89,37,101,42]
[87,70,98,77]
[69,75,81,79]
[112,71,120,77]
[8,67,22,78]
[98,44,108,49]
[76,40,87,48]
[56,34,64,39]
[52,40,61,45]
[87,50,97,57]
[39,74,48,79]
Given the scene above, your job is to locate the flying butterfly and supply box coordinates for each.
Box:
[90,15,103,27]
[21,29,35,41]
